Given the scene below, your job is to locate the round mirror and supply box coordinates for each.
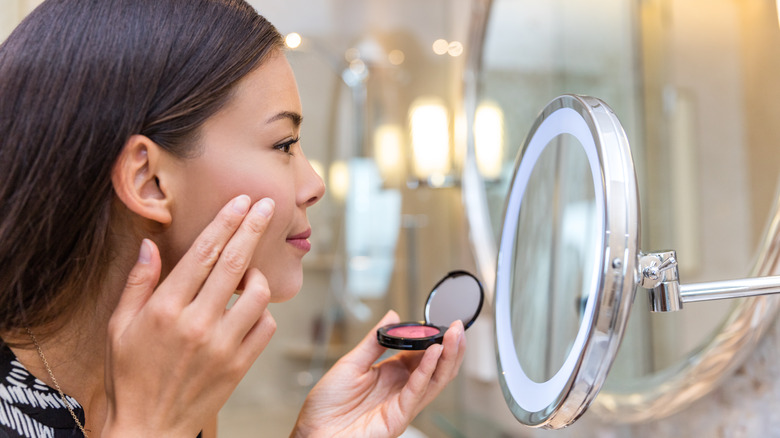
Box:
[495,94,638,428]
[426,271,484,329]
[508,118,599,384]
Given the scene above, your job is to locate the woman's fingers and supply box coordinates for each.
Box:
[397,319,464,414]
[225,268,272,343]
[431,320,466,386]
[110,239,162,334]
[398,343,443,416]
[227,270,276,372]
[341,310,401,370]
[235,307,277,367]
[160,194,255,307]
[105,196,280,437]
[195,197,274,314]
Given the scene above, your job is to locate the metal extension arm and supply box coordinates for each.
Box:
[640,251,780,312]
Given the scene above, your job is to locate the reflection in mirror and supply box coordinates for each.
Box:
[427,272,483,328]
[511,134,597,383]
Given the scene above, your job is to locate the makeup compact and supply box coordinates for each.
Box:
[377,270,484,350]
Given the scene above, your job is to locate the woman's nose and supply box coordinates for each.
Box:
[299,158,325,207]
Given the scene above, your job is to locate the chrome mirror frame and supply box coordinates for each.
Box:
[462,0,780,425]
[493,94,638,428]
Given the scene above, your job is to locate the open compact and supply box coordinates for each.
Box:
[377,270,484,350]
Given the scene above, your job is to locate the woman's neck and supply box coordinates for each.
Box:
[2,253,136,436]
[5,315,108,435]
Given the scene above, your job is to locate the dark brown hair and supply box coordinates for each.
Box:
[0,0,284,334]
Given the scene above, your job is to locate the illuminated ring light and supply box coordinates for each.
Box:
[495,106,606,419]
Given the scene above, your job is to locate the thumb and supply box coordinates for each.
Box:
[110,239,161,332]
[342,310,401,371]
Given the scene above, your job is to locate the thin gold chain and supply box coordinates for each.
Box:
[25,328,89,438]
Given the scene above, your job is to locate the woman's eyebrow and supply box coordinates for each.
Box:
[266,111,303,127]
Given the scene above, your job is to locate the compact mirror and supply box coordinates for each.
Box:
[495,94,638,428]
[378,271,484,350]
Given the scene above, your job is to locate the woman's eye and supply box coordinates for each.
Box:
[274,137,300,155]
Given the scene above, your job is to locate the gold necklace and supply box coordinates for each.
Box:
[25,328,89,437]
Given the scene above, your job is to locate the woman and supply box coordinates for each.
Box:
[0,1,466,437]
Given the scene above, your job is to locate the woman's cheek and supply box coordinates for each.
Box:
[260,235,306,302]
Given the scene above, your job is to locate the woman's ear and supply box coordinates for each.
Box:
[112,134,173,225]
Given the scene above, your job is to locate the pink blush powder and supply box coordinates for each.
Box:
[386,325,440,338]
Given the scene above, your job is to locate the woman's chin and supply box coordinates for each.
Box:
[269,277,303,303]
[270,287,301,303]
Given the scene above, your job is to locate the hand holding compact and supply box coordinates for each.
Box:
[377,271,483,350]
[104,195,277,437]
[291,311,467,438]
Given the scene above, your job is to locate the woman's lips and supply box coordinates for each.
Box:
[287,229,311,252]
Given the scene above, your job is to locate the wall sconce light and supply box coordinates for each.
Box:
[474,101,504,180]
[285,32,302,49]
[329,160,350,202]
[409,97,451,185]
[373,124,405,185]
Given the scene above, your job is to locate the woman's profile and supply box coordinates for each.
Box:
[0,1,466,436]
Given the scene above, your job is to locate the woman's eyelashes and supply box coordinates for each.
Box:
[274,136,300,155]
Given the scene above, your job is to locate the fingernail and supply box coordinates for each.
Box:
[254,198,274,218]
[454,321,465,339]
[138,239,152,264]
[232,195,251,215]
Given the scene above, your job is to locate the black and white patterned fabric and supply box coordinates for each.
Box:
[0,341,85,437]
[0,341,205,438]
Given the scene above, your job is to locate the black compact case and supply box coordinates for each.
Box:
[377,270,484,350]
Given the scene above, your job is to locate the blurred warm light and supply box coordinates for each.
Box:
[409,97,450,180]
[429,173,447,188]
[309,159,325,180]
[329,160,350,202]
[349,59,367,75]
[777,0,780,29]
[373,124,404,183]
[345,47,360,62]
[285,32,302,49]
[474,101,504,180]
[432,39,449,55]
[388,49,405,65]
[355,37,385,64]
[447,41,464,57]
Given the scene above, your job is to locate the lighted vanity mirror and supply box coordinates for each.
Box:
[495,94,638,428]
[494,94,780,429]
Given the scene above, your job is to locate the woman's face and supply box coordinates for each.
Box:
[161,52,325,302]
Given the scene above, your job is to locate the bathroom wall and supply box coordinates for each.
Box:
[0,0,41,40]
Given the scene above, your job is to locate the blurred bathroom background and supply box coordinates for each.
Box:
[5,0,780,436]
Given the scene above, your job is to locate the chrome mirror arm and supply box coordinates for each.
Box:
[640,251,780,312]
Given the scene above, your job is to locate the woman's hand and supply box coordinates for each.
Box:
[291,311,467,438]
[103,195,277,438]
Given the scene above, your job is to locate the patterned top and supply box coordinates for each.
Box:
[0,342,205,438]
[0,342,85,438]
